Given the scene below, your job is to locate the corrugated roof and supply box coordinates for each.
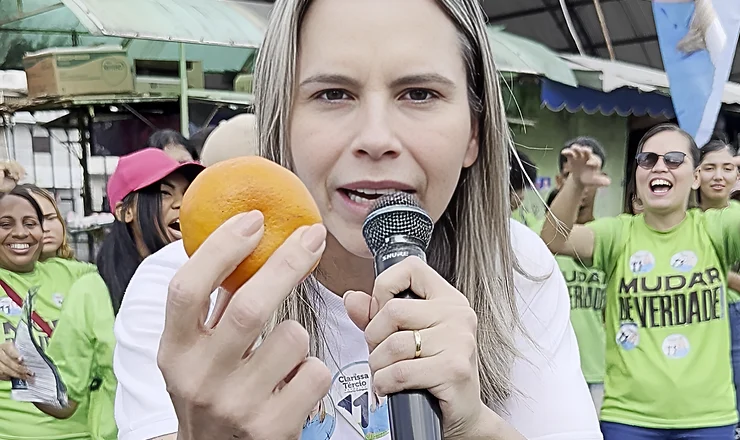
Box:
[485,0,739,83]
[0,0,267,71]
[564,54,740,105]
[488,26,578,86]
[62,0,267,47]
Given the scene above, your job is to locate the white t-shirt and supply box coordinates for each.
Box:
[113,221,602,440]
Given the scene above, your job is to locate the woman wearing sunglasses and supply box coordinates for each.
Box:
[542,123,740,440]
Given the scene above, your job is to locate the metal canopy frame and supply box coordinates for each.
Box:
[1,0,268,134]
[485,0,739,82]
[0,2,65,27]
[0,0,263,223]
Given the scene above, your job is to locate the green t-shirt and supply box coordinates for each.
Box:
[46,273,116,440]
[726,201,740,304]
[588,209,740,429]
[556,255,607,384]
[0,258,96,440]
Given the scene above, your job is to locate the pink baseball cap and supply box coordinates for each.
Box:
[107,148,204,212]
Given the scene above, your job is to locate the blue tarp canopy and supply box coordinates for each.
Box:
[540,78,675,119]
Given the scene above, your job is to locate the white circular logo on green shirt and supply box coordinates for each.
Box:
[629,251,655,274]
[0,298,21,316]
[669,251,698,272]
[662,334,690,359]
[617,323,640,350]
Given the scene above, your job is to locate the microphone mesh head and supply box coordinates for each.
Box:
[362,192,434,255]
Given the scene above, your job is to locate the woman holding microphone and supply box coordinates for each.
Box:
[132,0,602,439]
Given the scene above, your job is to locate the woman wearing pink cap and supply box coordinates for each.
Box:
[32,148,203,440]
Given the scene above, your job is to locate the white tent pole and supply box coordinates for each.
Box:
[559,0,586,55]
[179,43,190,137]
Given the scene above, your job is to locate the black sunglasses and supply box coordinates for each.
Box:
[635,151,687,170]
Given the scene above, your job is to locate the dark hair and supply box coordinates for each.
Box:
[732,189,740,203]
[629,123,700,211]
[146,129,199,161]
[546,188,559,207]
[700,139,737,162]
[560,137,607,172]
[623,172,640,215]
[189,126,217,157]
[0,186,44,226]
[96,184,170,315]
[510,150,537,192]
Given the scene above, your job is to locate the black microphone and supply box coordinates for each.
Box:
[362,192,443,440]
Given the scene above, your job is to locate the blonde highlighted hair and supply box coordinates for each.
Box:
[254,0,521,408]
[21,185,75,260]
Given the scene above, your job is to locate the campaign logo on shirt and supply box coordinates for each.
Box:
[629,251,655,275]
[328,361,390,440]
[52,293,64,308]
[0,297,22,317]
[662,334,690,359]
[616,323,640,350]
[669,251,698,272]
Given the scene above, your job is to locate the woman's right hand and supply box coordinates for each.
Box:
[0,341,33,381]
[561,145,611,189]
[157,211,331,440]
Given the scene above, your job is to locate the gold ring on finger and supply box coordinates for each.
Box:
[413,330,422,359]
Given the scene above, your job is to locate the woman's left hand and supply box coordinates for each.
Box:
[344,256,495,439]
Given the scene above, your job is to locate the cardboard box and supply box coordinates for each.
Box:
[134,59,204,95]
[23,46,134,98]
[234,73,254,93]
[134,76,182,95]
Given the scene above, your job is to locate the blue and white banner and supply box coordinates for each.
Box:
[652,0,740,147]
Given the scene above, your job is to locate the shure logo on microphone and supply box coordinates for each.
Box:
[381,250,409,261]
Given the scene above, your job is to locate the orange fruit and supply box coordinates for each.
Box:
[180,156,323,293]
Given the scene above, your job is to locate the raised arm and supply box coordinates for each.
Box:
[541,146,610,261]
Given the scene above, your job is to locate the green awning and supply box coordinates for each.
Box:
[0,0,267,71]
[487,26,578,88]
[62,0,268,48]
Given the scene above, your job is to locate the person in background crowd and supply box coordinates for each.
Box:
[145,129,198,163]
[113,114,259,440]
[543,123,740,439]
[0,184,98,440]
[694,140,740,433]
[153,0,601,439]
[734,154,740,202]
[198,113,257,167]
[509,149,541,231]
[18,185,75,261]
[188,125,217,159]
[553,137,607,226]
[545,137,609,414]
[732,181,740,203]
[695,141,738,211]
[32,148,204,440]
[97,148,204,315]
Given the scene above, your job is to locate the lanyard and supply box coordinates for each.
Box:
[0,279,54,337]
